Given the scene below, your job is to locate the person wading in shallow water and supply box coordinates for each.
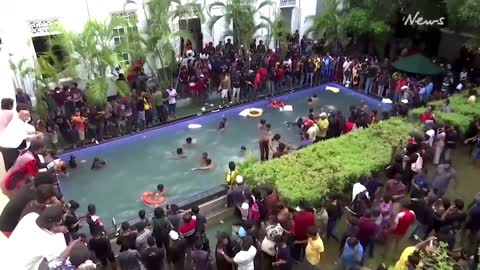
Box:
[258,120,272,161]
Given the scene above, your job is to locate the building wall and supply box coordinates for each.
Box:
[0,0,318,99]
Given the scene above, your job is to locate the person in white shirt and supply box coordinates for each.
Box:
[307,123,319,143]
[0,103,43,171]
[217,236,257,270]
[1,205,69,270]
[352,175,370,202]
[166,88,177,119]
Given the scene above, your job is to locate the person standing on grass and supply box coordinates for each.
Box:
[326,193,342,241]
[291,201,315,262]
[166,87,177,119]
[383,173,407,202]
[431,160,456,198]
[389,202,416,258]
[340,236,363,270]
[305,226,325,269]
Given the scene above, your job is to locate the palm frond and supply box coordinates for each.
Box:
[257,0,273,10]
[115,80,130,97]
[85,78,108,106]
[208,1,226,15]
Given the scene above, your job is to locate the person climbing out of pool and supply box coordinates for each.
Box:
[258,120,272,161]
[174,147,187,159]
[192,159,213,171]
[218,116,227,131]
[91,157,106,170]
[200,152,209,166]
[69,155,77,169]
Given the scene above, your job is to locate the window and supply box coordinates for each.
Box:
[111,11,138,66]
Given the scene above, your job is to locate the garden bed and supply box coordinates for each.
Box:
[240,118,418,205]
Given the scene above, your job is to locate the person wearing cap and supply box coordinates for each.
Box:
[168,230,188,269]
[1,204,69,269]
[231,175,250,216]
[317,112,329,141]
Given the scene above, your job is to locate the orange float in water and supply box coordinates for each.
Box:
[141,192,165,206]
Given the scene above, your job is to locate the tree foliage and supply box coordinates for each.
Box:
[207,0,272,48]
[240,118,418,205]
[410,91,480,134]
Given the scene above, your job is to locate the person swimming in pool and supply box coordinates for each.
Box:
[155,184,166,197]
[200,152,209,166]
[69,155,77,169]
[184,137,194,148]
[174,147,187,159]
[218,116,227,131]
[91,157,106,170]
[192,158,214,171]
[240,146,247,156]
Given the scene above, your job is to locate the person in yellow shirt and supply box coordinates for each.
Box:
[306,226,324,268]
[225,161,239,189]
[317,112,329,141]
[394,236,437,270]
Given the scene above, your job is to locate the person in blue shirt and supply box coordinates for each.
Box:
[340,236,364,270]
[411,168,432,199]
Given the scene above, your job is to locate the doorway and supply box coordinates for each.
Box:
[280,8,293,34]
[179,18,203,56]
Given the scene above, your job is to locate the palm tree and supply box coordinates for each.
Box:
[306,0,348,53]
[143,0,194,84]
[53,18,130,106]
[9,58,34,90]
[207,0,273,49]
[264,15,289,53]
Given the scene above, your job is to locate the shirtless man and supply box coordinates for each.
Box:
[258,121,272,161]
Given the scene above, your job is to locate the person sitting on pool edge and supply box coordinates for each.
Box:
[175,147,187,159]
[91,157,106,170]
[192,159,213,171]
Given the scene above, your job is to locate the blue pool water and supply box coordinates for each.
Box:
[59,84,391,224]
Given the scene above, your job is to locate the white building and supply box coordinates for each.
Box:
[0,0,323,101]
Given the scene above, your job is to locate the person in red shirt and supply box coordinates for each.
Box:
[345,117,357,134]
[390,202,416,256]
[179,213,196,242]
[357,210,377,259]
[420,105,436,123]
[2,138,44,198]
[264,187,279,217]
[291,201,315,261]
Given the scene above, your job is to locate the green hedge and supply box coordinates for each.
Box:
[241,118,418,205]
[410,93,480,133]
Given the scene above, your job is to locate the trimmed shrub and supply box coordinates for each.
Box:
[410,93,480,133]
[241,118,418,205]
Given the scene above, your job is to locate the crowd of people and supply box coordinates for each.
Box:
[0,28,480,270]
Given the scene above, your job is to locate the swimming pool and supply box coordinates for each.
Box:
[59,83,391,225]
